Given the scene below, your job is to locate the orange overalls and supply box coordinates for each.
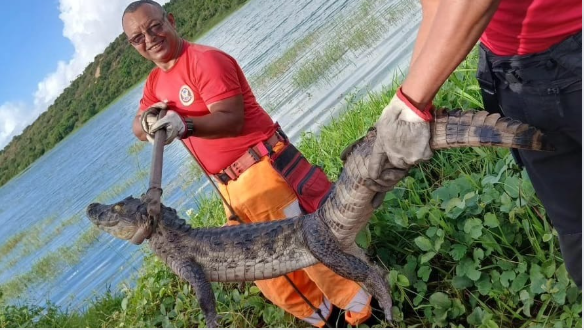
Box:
[218,140,372,327]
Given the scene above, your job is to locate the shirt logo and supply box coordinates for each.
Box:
[179,85,194,106]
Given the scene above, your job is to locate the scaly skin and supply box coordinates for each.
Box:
[87,109,552,327]
[86,198,392,327]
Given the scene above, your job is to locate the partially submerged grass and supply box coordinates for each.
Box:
[0,226,102,302]
[249,0,419,92]
[293,0,417,89]
[0,214,60,266]
[0,214,84,276]
[92,169,149,203]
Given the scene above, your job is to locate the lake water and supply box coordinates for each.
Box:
[0,0,420,310]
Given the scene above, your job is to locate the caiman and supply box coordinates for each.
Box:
[86,109,552,327]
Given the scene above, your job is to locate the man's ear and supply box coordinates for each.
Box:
[167,13,176,27]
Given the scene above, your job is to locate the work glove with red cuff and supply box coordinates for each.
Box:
[368,87,433,178]
[149,110,186,145]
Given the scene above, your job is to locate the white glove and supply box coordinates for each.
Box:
[140,101,168,143]
[368,87,433,178]
[150,110,186,145]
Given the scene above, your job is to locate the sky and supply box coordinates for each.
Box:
[0,0,169,150]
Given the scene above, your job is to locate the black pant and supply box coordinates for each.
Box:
[477,32,582,288]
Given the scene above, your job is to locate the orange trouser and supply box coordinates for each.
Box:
[218,141,372,327]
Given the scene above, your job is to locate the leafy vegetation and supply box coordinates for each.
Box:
[0,0,249,188]
[0,48,580,327]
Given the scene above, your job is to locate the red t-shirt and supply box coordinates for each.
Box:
[139,42,275,174]
[480,0,582,56]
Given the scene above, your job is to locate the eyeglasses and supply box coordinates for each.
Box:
[128,20,165,45]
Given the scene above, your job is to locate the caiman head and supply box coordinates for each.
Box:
[86,196,152,245]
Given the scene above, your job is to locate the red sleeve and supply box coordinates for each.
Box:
[193,50,242,105]
[139,69,161,111]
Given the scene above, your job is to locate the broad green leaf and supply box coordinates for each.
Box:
[121,297,128,311]
[388,270,399,288]
[463,191,476,202]
[510,273,529,293]
[457,257,480,280]
[567,286,580,304]
[232,288,241,303]
[481,175,500,185]
[414,281,427,293]
[442,197,462,211]
[433,236,444,252]
[448,298,466,318]
[160,303,166,315]
[500,270,516,288]
[464,218,483,239]
[555,264,570,286]
[476,273,492,296]
[249,286,261,294]
[452,275,474,289]
[449,244,468,261]
[520,171,536,198]
[397,274,410,287]
[454,176,474,195]
[414,236,434,252]
[393,208,410,227]
[432,186,451,202]
[497,258,515,271]
[504,176,520,198]
[530,265,547,294]
[481,186,499,204]
[418,265,432,282]
[420,251,437,264]
[473,248,485,262]
[542,259,556,278]
[429,292,452,309]
[426,226,438,237]
[355,226,371,249]
[483,212,499,228]
[467,307,486,326]
[467,267,482,281]
[175,297,183,313]
[516,261,528,274]
[519,290,533,317]
[552,283,567,305]
[542,233,553,242]
[416,206,430,219]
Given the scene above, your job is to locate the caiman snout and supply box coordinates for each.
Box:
[86,203,101,221]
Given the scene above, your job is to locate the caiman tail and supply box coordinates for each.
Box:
[320,109,553,251]
[430,109,554,150]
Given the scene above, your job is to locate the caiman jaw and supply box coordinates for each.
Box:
[86,199,149,243]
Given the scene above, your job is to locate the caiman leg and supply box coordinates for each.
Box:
[303,216,393,321]
[173,260,219,328]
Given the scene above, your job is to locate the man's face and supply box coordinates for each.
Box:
[122,4,179,64]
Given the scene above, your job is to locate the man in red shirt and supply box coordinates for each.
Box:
[383,0,581,287]
[121,0,414,327]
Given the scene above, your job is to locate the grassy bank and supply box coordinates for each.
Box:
[1,49,581,327]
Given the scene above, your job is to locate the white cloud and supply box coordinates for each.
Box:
[0,0,170,150]
[0,102,29,149]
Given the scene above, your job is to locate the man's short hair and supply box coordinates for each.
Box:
[123,0,167,21]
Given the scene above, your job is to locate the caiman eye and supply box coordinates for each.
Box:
[113,204,124,213]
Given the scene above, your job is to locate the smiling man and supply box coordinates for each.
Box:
[119,0,401,327]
